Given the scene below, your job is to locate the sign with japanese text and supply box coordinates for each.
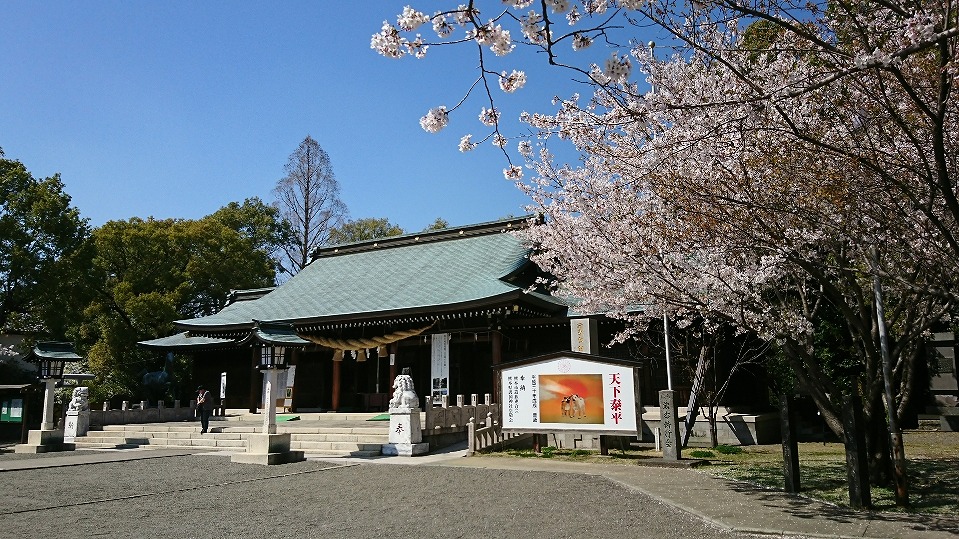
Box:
[431,333,450,401]
[499,353,641,434]
[570,318,598,354]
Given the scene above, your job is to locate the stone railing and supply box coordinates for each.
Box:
[424,394,499,435]
[89,400,196,426]
[641,406,779,446]
[466,411,529,456]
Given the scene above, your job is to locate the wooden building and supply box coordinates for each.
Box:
[140,216,768,415]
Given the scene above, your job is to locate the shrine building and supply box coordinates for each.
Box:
[139,216,766,416]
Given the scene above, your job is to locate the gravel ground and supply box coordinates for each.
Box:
[0,454,764,539]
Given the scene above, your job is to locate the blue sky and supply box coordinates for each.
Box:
[0,1,620,232]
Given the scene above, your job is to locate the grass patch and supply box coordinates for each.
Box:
[689,449,715,458]
[703,431,959,515]
[505,449,538,458]
[484,431,959,515]
[715,444,744,455]
[503,446,596,460]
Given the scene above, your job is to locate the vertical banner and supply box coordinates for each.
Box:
[219,372,227,401]
[431,333,450,402]
[570,318,598,354]
[283,365,297,409]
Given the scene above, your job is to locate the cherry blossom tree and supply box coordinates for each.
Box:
[375,1,957,503]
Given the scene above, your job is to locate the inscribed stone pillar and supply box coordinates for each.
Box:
[659,389,681,460]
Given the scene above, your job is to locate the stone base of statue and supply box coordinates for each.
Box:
[381,407,429,456]
[231,433,305,465]
[14,429,75,454]
[64,410,90,443]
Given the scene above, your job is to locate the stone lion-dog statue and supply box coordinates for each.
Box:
[67,387,90,412]
[389,369,419,411]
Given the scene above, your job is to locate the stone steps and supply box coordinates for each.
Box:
[73,422,391,456]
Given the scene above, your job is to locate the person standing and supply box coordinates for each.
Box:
[196,385,213,434]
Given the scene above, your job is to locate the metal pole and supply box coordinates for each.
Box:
[664,313,673,390]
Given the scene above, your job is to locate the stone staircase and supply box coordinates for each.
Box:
[73,417,391,457]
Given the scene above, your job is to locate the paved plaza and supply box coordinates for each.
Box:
[0,446,957,539]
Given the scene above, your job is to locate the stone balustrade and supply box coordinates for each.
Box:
[424,393,498,434]
[90,400,197,425]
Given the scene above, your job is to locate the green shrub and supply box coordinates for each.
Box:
[541,446,556,458]
[715,444,744,455]
[689,450,715,458]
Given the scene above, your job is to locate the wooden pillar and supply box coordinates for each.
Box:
[20,386,31,444]
[331,353,342,412]
[248,348,259,413]
[289,349,299,413]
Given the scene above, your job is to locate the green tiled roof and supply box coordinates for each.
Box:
[138,332,236,349]
[176,227,566,331]
[31,341,83,361]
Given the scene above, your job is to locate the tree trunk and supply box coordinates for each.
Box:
[864,391,892,486]
[872,249,909,507]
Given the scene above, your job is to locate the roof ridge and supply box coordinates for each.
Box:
[312,215,536,259]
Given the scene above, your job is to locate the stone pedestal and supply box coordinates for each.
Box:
[381,408,428,456]
[14,429,74,453]
[64,410,90,443]
[231,433,304,465]
[659,390,681,461]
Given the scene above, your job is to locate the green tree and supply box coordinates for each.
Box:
[328,217,404,244]
[422,217,449,232]
[209,197,294,278]
[0,149,91,337]
[80,215,276,401]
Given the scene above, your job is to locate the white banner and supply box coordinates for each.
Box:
[500,355,639,434]
[283,365,296,408]
[431,333,450,400]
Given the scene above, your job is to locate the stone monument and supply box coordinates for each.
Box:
[64,387,91,443]
[381,368,429,456]
[659,389,681,460]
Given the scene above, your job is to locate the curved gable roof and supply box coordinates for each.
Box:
[176,225,561,331]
